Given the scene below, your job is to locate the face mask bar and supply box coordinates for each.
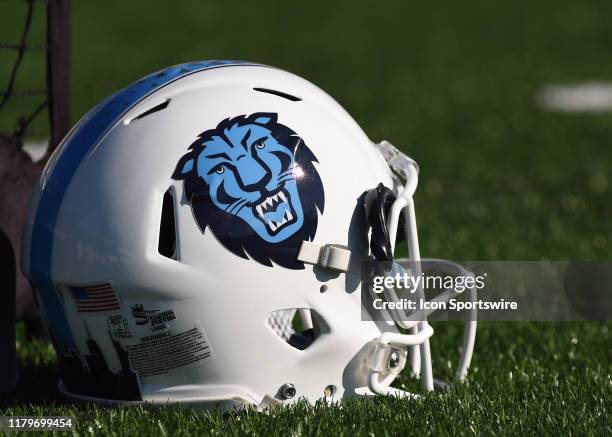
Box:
[369,140,477,397]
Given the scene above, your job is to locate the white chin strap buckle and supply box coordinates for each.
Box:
[297,241,352,272]
[257,395,283,412]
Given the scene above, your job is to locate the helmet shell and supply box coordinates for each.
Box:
[22,61,398,406]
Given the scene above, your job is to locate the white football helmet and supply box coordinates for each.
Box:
[22,61,476,408]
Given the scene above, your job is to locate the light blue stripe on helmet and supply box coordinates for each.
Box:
[29,60,257,353]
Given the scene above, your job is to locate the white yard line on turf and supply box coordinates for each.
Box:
[537,82,612,112]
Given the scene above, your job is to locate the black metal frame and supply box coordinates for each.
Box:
[47,0,71,152]
[0,0,71,152]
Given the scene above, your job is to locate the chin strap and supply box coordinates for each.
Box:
[296,181,401,273]
[364,183,398,262]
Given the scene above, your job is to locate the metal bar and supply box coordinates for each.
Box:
[47,0,71,151]
[0,0,35,112]
[0,89,47,97]
[14,99,48,139]
[0,43,48,50]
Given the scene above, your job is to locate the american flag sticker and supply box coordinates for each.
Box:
[70,283,121,313]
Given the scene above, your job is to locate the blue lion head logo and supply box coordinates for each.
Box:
[173,113,324,269]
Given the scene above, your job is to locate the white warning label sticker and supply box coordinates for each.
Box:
[126,324,212,378]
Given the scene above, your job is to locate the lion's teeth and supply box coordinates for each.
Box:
[265,197,273,208]
[268,220,277,232]
[279,217,287,226]
[286,210,293,221]
[272,194,278,203]
[279,191,287,202]
[256,205,264,217]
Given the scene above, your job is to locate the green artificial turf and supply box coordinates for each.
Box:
[1,0,611,435]
[3,322,610,435]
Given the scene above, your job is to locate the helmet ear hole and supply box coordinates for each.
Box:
[158,188,177,259]
[266,309,329,351]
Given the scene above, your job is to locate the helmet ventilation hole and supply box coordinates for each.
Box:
[266,309,329,351]
[158,188,177,259]
[125,99,170,124]
[253,87,301,102]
